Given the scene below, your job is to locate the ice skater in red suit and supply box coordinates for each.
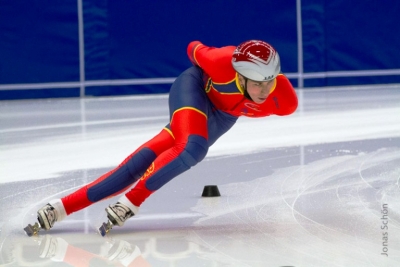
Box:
[34,40,298,233]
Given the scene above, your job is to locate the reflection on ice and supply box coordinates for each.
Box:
[5,234,149,267]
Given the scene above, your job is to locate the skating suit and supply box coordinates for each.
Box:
[61,41,298,215]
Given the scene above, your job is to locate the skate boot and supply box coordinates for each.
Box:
[24,200,66,236]
[106,202,134,226]
[37,204,58,230]
[24,204,57,236]
[99,202,135,236]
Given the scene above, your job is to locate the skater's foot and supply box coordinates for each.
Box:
[37,204,58,230]
[105,202,134,227]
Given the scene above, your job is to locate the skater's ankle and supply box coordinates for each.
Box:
[49,199,67,222]
[118,196,140,215]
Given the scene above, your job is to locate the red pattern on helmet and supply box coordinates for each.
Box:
[232,40,277,64]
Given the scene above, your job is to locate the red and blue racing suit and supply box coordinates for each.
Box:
[61,41,298,215]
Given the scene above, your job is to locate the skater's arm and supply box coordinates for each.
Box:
[187,41,236,82]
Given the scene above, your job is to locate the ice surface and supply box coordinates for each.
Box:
[0,85,399,266]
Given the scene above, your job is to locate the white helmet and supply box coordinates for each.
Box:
[232,40,281,81]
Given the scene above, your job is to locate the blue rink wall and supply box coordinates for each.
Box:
[0,0,399,100]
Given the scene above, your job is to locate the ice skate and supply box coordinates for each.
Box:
[37,203,58,230]
[99,220,114,237]
[24,222,42,237]
[24,203,58,236]
[99,202,134,236]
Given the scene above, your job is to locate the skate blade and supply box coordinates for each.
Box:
[24,222,41,237]
[99,221,113,237]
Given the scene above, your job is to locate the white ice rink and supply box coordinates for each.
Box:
[1,85,400,266]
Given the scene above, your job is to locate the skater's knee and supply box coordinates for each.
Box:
[126,148,157,178]
[180,135,208,167]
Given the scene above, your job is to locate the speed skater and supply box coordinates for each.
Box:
[27,40,298,235]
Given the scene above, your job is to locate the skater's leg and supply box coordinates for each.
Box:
[61,128,175,215]
[121,66,210,207]
[124,107,209,206]
[101,106,209,231]
[34,128,174,231]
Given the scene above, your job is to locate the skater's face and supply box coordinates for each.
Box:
[239,75,275,104]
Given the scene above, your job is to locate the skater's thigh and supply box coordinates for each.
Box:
[168,66,209,118]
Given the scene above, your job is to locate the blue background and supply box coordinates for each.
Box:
[0,0,399,100]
